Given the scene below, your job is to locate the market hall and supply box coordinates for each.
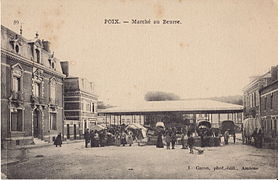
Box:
[98,99,243,129]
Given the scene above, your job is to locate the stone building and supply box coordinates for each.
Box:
[243,72,272,119]
[61,62,98,140]
[243,65,278,147]
[1,25,65,148]
[259,66,278,139]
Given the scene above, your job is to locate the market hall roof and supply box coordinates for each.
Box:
[98,100,243,115]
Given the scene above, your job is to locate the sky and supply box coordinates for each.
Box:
[2,0,278,106]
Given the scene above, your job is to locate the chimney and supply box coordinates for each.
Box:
[60,61,69,77]
[42,40,51,53]
[270,66,278,82]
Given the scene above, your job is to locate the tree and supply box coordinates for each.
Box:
[97,101,113,109]
[144,91,180,101]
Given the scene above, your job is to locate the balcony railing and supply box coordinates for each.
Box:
[11,91,24,101]
[49,98,60,105]
[31,95,47,105]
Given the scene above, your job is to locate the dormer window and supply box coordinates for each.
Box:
[15,45,19,53]
[10,35,22,54]
[48,53,56,70]
[32,68,44,99]
[11,63,23,93]
[35,49,40,63]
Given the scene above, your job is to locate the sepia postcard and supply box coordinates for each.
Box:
[1,0,278,179]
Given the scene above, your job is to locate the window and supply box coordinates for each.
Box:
[33,83,40,97]
[251,94,253,107]
[249,94,252,107]
[84,121,87,130]
[50,113,57,130]
[35,49,40,63]
[265,97,267,110]
[86,103,90,112]
[15,45,19,53]
[270,93,273,109]
[254,93,256,107]
[91,103,95,113]
[50,82,56,101]
[12,76,20,92]
[11,109,23,131]
[81,100,85,111]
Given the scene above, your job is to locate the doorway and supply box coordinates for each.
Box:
[74,124,77,139]
[67,124,70,139]
[33,109,40,138]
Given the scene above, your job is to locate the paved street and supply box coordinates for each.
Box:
[2,140,277,179]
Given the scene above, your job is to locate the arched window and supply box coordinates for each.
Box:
[33,82,41,97]
[49,78,56,103]
[11,64,23,93]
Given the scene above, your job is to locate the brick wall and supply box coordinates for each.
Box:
[260,81,278,116]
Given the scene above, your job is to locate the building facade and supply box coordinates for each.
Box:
[259,66,278,139]
[243,65,278,147]
[61,64,98,140]
[1,25,65,148]
[243,72,271,119]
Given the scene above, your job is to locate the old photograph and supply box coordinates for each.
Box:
[1,0,278,179]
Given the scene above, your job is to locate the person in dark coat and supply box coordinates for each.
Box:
[257,129,263,148]
[121,131,127,146]
[187,133,195,154]
[90,130,95,148]
[200,132,205,147]
[84,129,90,148]
[224,130,230,145]
[156,130,164,148]
[252,128,258,147]
[137,128,144,146]
[165,132,171,150]
[181,131,186,149]
[54,133,62,147]
[99,131,105,147]
[170,128,177,149]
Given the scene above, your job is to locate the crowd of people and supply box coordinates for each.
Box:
[156,127,203,154]
[83,125,144,148]
[52,124,236,154]
[154,126,238,154]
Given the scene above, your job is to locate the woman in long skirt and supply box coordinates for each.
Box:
[121,132,127,146]
[137,129,144,146]
[94,132,100,147]
[156,131,164,148]
[115,133,121,146]
[127,132,133,146]
[54,133,62,147]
